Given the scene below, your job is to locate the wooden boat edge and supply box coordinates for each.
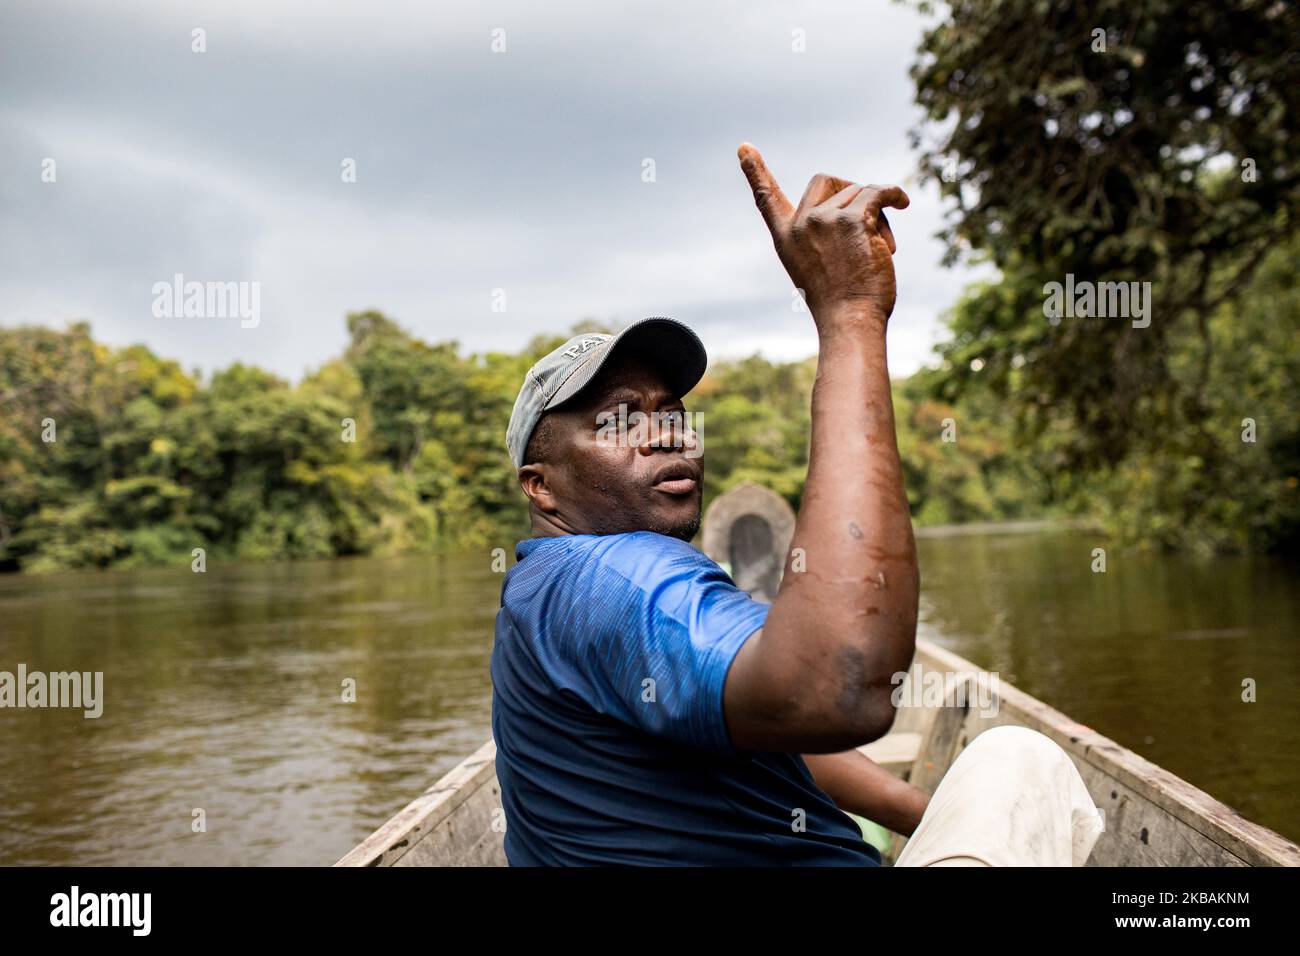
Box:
[333,739,498,867]
[914,640,1300,867]
[336,639,1300,867]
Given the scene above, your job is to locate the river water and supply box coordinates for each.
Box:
[1,531,1295,865]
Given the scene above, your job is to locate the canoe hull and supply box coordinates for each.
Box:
[337,639,1300,867]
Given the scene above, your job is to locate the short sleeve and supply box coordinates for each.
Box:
[529,532,769,756]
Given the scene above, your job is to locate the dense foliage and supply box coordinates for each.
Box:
[0,314,1047,572]
[910,0,1298,552]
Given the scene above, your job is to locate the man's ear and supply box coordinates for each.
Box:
[518,464,559,514]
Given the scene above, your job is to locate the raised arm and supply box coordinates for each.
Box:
[723,143,919,754]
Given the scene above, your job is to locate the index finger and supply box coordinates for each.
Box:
[738,143,794,234]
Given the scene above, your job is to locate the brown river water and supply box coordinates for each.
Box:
[1,530,1296,865]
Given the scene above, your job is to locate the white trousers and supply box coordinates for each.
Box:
[894,725,1105,867]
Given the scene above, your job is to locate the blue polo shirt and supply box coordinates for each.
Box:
[490,530,879,866]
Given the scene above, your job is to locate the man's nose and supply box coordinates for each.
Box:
[634,412,698,453]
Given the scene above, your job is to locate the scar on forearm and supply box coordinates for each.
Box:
[873,570,887,590]
[846,523,912,563]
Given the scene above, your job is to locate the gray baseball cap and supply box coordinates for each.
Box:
[506,316,708,469]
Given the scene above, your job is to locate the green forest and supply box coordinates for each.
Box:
[1,233,1295,575]
[0,310,1031,572]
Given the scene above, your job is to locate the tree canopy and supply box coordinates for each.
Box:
[909,0,1298,551]
[912,0,1297,462]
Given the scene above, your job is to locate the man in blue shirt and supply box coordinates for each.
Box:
[492,144,930,865]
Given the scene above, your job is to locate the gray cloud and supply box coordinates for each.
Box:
[0,0,987,379]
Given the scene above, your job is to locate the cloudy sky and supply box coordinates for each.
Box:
[1,0,987,381]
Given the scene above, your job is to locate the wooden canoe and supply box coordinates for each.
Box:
[336,485,1300,867]
[335,636,1300,867]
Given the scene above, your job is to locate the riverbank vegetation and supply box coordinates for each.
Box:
[0,312,1046,571]
[2,269,1293,573]
[908,0,1299,552]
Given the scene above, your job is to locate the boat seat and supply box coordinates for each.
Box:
[857,731,923,777]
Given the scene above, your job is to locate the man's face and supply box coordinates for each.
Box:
[519,348,704,541]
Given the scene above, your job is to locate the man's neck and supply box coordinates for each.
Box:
[528,507,577,537]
